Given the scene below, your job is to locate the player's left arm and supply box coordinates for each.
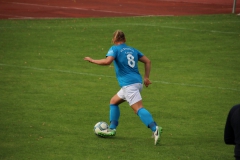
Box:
[84,56,114,65]
[139,55,152,87]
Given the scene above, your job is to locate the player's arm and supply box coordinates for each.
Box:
[139,55,152,87]
[84,56,114,65]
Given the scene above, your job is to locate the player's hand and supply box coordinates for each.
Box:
[84,57,93,63]
[144,78,152,87]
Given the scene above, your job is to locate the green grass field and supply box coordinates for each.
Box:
[0,14,240,160]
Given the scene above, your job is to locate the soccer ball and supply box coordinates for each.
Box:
[94,121,109,135]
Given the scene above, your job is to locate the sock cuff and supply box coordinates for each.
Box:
[148,121,157,128]
[136,108,144,116]
[110,120,119,127]
[110,104,118,107]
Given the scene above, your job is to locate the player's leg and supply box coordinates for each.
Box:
[126,84,157,131]
[109,93,125,130]
[131,101,162,145]
[126,83,162,145]
[97,91,125,137]
[131,101,157,132]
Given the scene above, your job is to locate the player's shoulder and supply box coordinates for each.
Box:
[124,44,140,52]
[110,45,121,51]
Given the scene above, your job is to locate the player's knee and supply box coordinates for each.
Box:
[110,97,115,104]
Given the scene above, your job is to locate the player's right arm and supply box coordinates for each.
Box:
[84,56,114,65]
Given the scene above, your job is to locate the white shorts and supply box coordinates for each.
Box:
[117,83,143,106]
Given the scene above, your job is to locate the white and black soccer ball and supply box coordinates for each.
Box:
[94,121,109,135]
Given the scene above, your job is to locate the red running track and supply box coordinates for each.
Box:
[0,0,239,19]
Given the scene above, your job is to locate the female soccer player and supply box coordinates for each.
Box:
[84,30,162,145]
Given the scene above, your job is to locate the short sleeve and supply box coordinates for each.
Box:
[106,46,116,57]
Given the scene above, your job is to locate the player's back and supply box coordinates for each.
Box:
[112,43,143,87]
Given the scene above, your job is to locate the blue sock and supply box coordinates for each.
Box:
[109,104,120,129]
[137,108,157,132]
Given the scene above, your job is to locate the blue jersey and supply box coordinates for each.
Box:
[106,43,144,87]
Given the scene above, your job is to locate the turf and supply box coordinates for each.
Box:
[0,14,240,160]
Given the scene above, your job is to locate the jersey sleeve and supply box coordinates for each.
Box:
[106,46,116,58]
[136,49,144,59]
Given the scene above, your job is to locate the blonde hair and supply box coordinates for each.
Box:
[112,30,126,44]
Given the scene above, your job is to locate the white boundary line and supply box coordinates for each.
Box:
[0,23,238,35]
[152,80,240,91]
[159,25,239,34]
[127,23,240,34]
[0,63,239,92]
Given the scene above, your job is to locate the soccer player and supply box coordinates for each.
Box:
[84,30,162,145]
[224,104,240,160]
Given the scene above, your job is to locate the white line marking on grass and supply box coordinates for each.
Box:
[0,63,113,78]
[1,23,238,35]
[0,63,239,92]
[159,26,239,34]
[127,23,239,34]
[152,80,240,92]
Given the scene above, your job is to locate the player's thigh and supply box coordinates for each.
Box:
[110,93,125,105]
